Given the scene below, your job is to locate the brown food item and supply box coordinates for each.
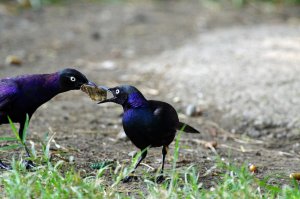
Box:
[249,164,257,173]
[204,141,218,149]
[81,84,107,101]
[290,173,300,180]
[5,55,22,66]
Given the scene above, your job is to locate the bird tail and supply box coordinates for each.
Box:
[177,122,200,134]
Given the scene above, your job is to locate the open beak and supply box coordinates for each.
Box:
[79,81,97,89]
[98,86,116,104]
[86,81,97,87]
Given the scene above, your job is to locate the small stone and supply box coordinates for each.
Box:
[185,104,200,117]
[146,88,159,96]
[292,143,300,150]
[116,130,128,141]
[275,132,286,139]
[173,97,181,103]
[128,151,137,157]
[69,156,75,163]
[247,129,260,138]
[134,13,147,23]
[5,55,22,66]
[91,31,101,40]
[101,60,116,70]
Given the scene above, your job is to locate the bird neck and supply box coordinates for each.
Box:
[18,73,62,101]
[123,92,149,111]
[43,73,62,94]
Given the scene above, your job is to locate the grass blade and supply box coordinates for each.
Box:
[0,137,19,142]
[0,144,23,151]
[21,114,30,144]
[7,116,21,142]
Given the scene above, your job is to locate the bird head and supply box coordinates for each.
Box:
[58,68,95,91]
[98,85,148,108]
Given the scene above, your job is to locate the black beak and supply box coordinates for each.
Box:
[97,86,116,104]
[98,85,109,91]
[86,81,97,87]
[79,81,97,89]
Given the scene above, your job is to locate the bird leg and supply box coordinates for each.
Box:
[122,149,148,183]
[19,123,35,169]
[0,159,11,170]
[156,146,168,183]
[24,145,35,169]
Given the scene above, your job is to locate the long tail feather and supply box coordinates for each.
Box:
[177,121,200,134]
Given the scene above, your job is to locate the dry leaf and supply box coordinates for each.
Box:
[81,84,107,101]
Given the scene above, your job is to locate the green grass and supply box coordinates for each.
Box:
[1,123,300,198]
[2,159,300,199]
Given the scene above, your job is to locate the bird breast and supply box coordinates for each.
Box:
[122,109,154,129]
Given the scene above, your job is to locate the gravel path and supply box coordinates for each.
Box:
[132,24,300,139]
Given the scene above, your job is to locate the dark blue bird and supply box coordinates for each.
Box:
[99,85,200,182]
[0,68,94,170]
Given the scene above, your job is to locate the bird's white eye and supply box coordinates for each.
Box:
[115,89,120,94]
[70,76,76,82]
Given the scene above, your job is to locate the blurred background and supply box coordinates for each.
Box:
[1,0,300,174]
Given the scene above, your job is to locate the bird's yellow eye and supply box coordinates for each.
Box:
[70,76,76,82]
[115,89,120,94]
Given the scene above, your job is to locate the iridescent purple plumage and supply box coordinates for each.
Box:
[0,68,92,170]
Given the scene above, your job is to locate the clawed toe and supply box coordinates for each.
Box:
[122,175,139,183]
[0,161,12,170]
[25,160,36,170]
[0,160,36,170]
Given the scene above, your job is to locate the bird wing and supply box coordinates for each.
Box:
[0,80,19,111]
[151,100,200,133]
[151,100,179,129]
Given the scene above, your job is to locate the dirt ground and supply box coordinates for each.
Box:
[1,0,300,189]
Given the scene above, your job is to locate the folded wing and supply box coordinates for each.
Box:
[0,80,18,111]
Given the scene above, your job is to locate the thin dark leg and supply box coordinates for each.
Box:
[0,159,11,170]
[24,147,35,169]
[134,149,148,170]
[122,149,148,183]
[19,122,35,169]
[161,146,168,173]
[156,146,168,183]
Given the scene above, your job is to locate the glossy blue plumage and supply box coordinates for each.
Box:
[122,96,178,149]
[99,85,183,182]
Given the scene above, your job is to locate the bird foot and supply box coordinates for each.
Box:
[24,160,36,170]
[0,160,12,170]
[156,175,165,183]
[122,175,139,183]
